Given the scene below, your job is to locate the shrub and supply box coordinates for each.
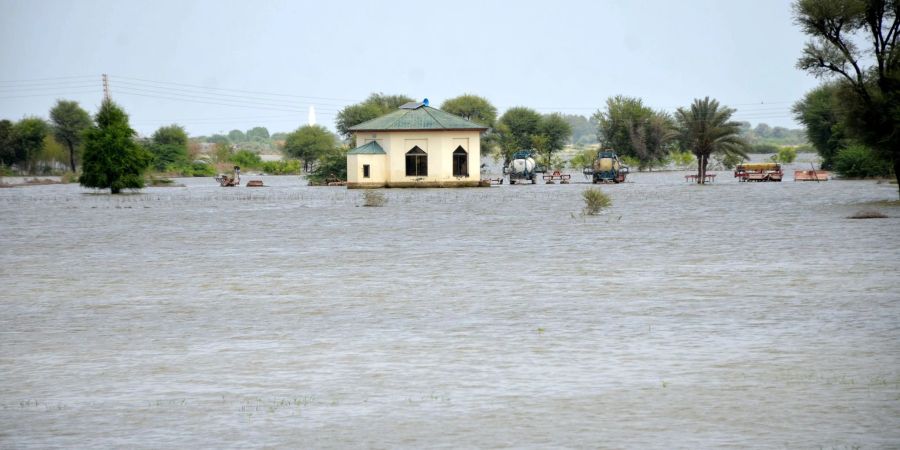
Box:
[582,188,611,215]
[362,190,386,207]
[773,146,797,164]
[749,143,779,154]
[261,159,302,175]
[833,145,893,178]
[229,150,263,168]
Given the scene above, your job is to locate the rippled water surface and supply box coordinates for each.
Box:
[1,170,899,448]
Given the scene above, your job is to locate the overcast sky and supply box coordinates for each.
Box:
[1,0,820,136]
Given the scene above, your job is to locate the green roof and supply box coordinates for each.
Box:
[347,140,386,155]
[349,104,489,132]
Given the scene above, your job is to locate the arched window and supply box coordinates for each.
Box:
[405,146,427,176]
[452,146,468,177]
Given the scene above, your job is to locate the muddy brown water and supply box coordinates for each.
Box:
[1,169,898,448]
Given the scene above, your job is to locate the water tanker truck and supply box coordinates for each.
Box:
[504,150,541,184]
[583,150,629,183]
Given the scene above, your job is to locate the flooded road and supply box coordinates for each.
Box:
[1,169,899,448]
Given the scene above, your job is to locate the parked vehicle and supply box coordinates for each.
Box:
[504,150,541,184]
[583,150,629,183]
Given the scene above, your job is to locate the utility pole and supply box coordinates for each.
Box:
[102,74,110,101]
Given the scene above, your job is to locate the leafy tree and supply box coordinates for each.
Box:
[675,97,748,184]
[594,96,674,170]
[497,107,542,152]
[537,113,572,162]
[283,125,337,171]
[227,129,246,143]
[0,119,14,166]
[749,143,781,154]
[754,123,772,138]
[335,93,414,138]
[246,126,270,141]
[794,0,900,195]
[792,83,849,169]
[230,149,262,168]
[440,94,497,126]
[49,100,92,172]
[12,117,49,173]
[147,124,189,171]
[569,147,598,169]
[79,100,151,193]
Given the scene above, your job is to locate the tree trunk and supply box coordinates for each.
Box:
[701,154,709,185]
[67,141,76,173]
[696,155,703,184]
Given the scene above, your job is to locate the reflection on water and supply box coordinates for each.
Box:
[1,170,899,448]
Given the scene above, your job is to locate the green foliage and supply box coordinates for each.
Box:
[335,93,415,138]
[283,125,337,171]
[497,107,542,151]
[593,96,674,170]
[833,145,893,178]
[792,83,847,169]
[793,0,900,195]
[12,117,49,173]
[261,159,302,175]
[749,143,780,154]
[230,150,262,168]
[675,97,748,183]
[440,94,497,126]
[0,119,16,166]
[669,150,695,169]
[79,100,151,193]
[228,129,246,143]
[774,146,798,164]
[49,100,91,172]
[569,147,597,169]
[307,146,349,184]
[538,113,572,158]
[38,135,67,173]
[208,134,230,145]
[582,188,612,215]
[213,143,233,163]
[147,124,189,171]
[246,126,270,141]
[714,152,746,170]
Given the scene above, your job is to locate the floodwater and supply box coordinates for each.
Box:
[1,166,899,448]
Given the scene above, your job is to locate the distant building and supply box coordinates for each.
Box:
[346,100,488,188]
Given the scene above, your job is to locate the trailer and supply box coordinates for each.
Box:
[734,163,783,182]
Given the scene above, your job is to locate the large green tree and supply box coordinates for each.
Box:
[593,96,674,170]
[496,107,542,162]
[794,0,900,195]
[335,93,414,138]
[147,124,189,170]
[79,100,151,194]
[49,100,92,172]
[792,83,848,169]
[537,113,572,163]
[283,125,337,172]
[12,117,49,173]
[440,94,497,126]
[675,97,748,184]
[246,126,270,141]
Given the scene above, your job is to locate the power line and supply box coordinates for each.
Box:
[0,75,96,84]
[108,74,358,102]
[111,79,351,109]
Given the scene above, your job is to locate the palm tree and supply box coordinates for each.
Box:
[675,97,747,184]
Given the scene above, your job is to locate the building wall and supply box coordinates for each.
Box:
[346,153,387,187]
[349,130,484,188]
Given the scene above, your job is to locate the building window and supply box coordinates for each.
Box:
[452,146,468,177]
[363,164,370,178]
[405,146,427,176]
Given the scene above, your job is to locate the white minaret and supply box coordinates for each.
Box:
[308,105,316,126]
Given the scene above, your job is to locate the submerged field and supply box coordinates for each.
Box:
[1,170,898,448]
